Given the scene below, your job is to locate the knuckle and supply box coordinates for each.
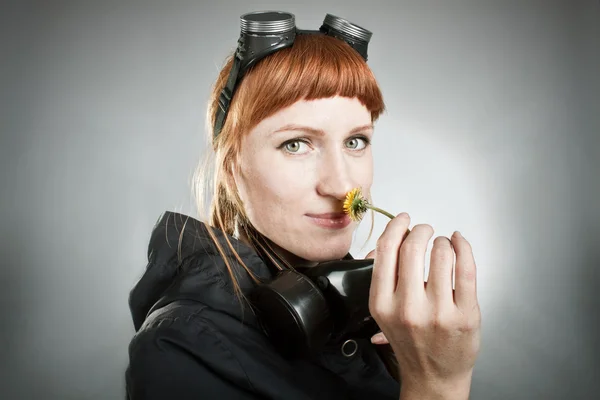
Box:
[457,261,478,282]
[459,318,480,333]
[470,305,482,325]
[462,267,477,282]
[369,300,391,321]
[400,224,435,258]
[459,309,482,332]
[399,240,423,259]
[431,313,452,330]
[397,310,426,330]
[368,298,378,314]
[376,237,396,253]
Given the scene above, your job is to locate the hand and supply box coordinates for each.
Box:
[368,213,481,396]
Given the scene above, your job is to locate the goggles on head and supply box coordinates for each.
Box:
[213,11,373,139]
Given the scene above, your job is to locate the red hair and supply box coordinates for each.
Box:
[211,34,385,150]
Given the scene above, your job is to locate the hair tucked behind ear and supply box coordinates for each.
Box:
[189,34,385,307]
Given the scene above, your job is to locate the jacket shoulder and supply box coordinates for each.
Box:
[127,300,260,398]
[131,299,259,344]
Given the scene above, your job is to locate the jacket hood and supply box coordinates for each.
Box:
[128,211,272,331]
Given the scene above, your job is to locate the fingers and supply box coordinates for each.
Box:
[426,236,455,307]
[451,232,478,312]
[370,213,411,305]
[396,224,434,301]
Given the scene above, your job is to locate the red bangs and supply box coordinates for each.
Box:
[225,34,385,135]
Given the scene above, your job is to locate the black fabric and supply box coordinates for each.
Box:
[125,211,400,399]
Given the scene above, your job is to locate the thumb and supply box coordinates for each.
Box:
[371,331,389,345]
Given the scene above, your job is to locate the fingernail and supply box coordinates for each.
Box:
[453,231,462,238]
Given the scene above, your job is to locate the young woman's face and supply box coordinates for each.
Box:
[234,96,374,264]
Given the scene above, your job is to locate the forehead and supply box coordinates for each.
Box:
[251,96,372,136]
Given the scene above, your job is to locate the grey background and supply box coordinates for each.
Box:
[1,0,598,399]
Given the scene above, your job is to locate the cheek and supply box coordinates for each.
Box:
[240,161,304,217]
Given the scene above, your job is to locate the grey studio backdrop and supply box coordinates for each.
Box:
[1,0,598,399]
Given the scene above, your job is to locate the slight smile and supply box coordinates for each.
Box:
[305,212,352,229]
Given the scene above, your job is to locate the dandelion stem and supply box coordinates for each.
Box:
[365,204,395,220]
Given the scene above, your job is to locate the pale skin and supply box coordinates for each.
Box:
[233,96,374,265]
[233,96,481,400]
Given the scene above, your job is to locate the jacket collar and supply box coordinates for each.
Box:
[129,211,271,331]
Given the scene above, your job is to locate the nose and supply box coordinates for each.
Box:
[315,151,355,201]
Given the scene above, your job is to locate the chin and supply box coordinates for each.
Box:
[295,238,352,262]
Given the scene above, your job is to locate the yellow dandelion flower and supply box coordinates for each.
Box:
[344,187,368,222]
[343,187,396,222]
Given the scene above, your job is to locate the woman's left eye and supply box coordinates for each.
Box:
[345,137,370,150]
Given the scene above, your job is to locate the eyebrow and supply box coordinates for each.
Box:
[271,123,374,136]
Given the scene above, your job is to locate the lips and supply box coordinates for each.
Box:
[305,212,347,219]
[305,212,352,229]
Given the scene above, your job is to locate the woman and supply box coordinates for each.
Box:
[126,11,481,400]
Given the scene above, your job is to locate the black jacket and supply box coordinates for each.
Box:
[125,211,400,399]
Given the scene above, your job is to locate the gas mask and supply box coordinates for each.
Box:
[249,257,380,357]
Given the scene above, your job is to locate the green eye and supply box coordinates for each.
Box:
[285,141,301,153]
[281,140,310,154]
[345,137,369,150]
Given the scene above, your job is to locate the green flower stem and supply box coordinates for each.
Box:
[365,203,395,220]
